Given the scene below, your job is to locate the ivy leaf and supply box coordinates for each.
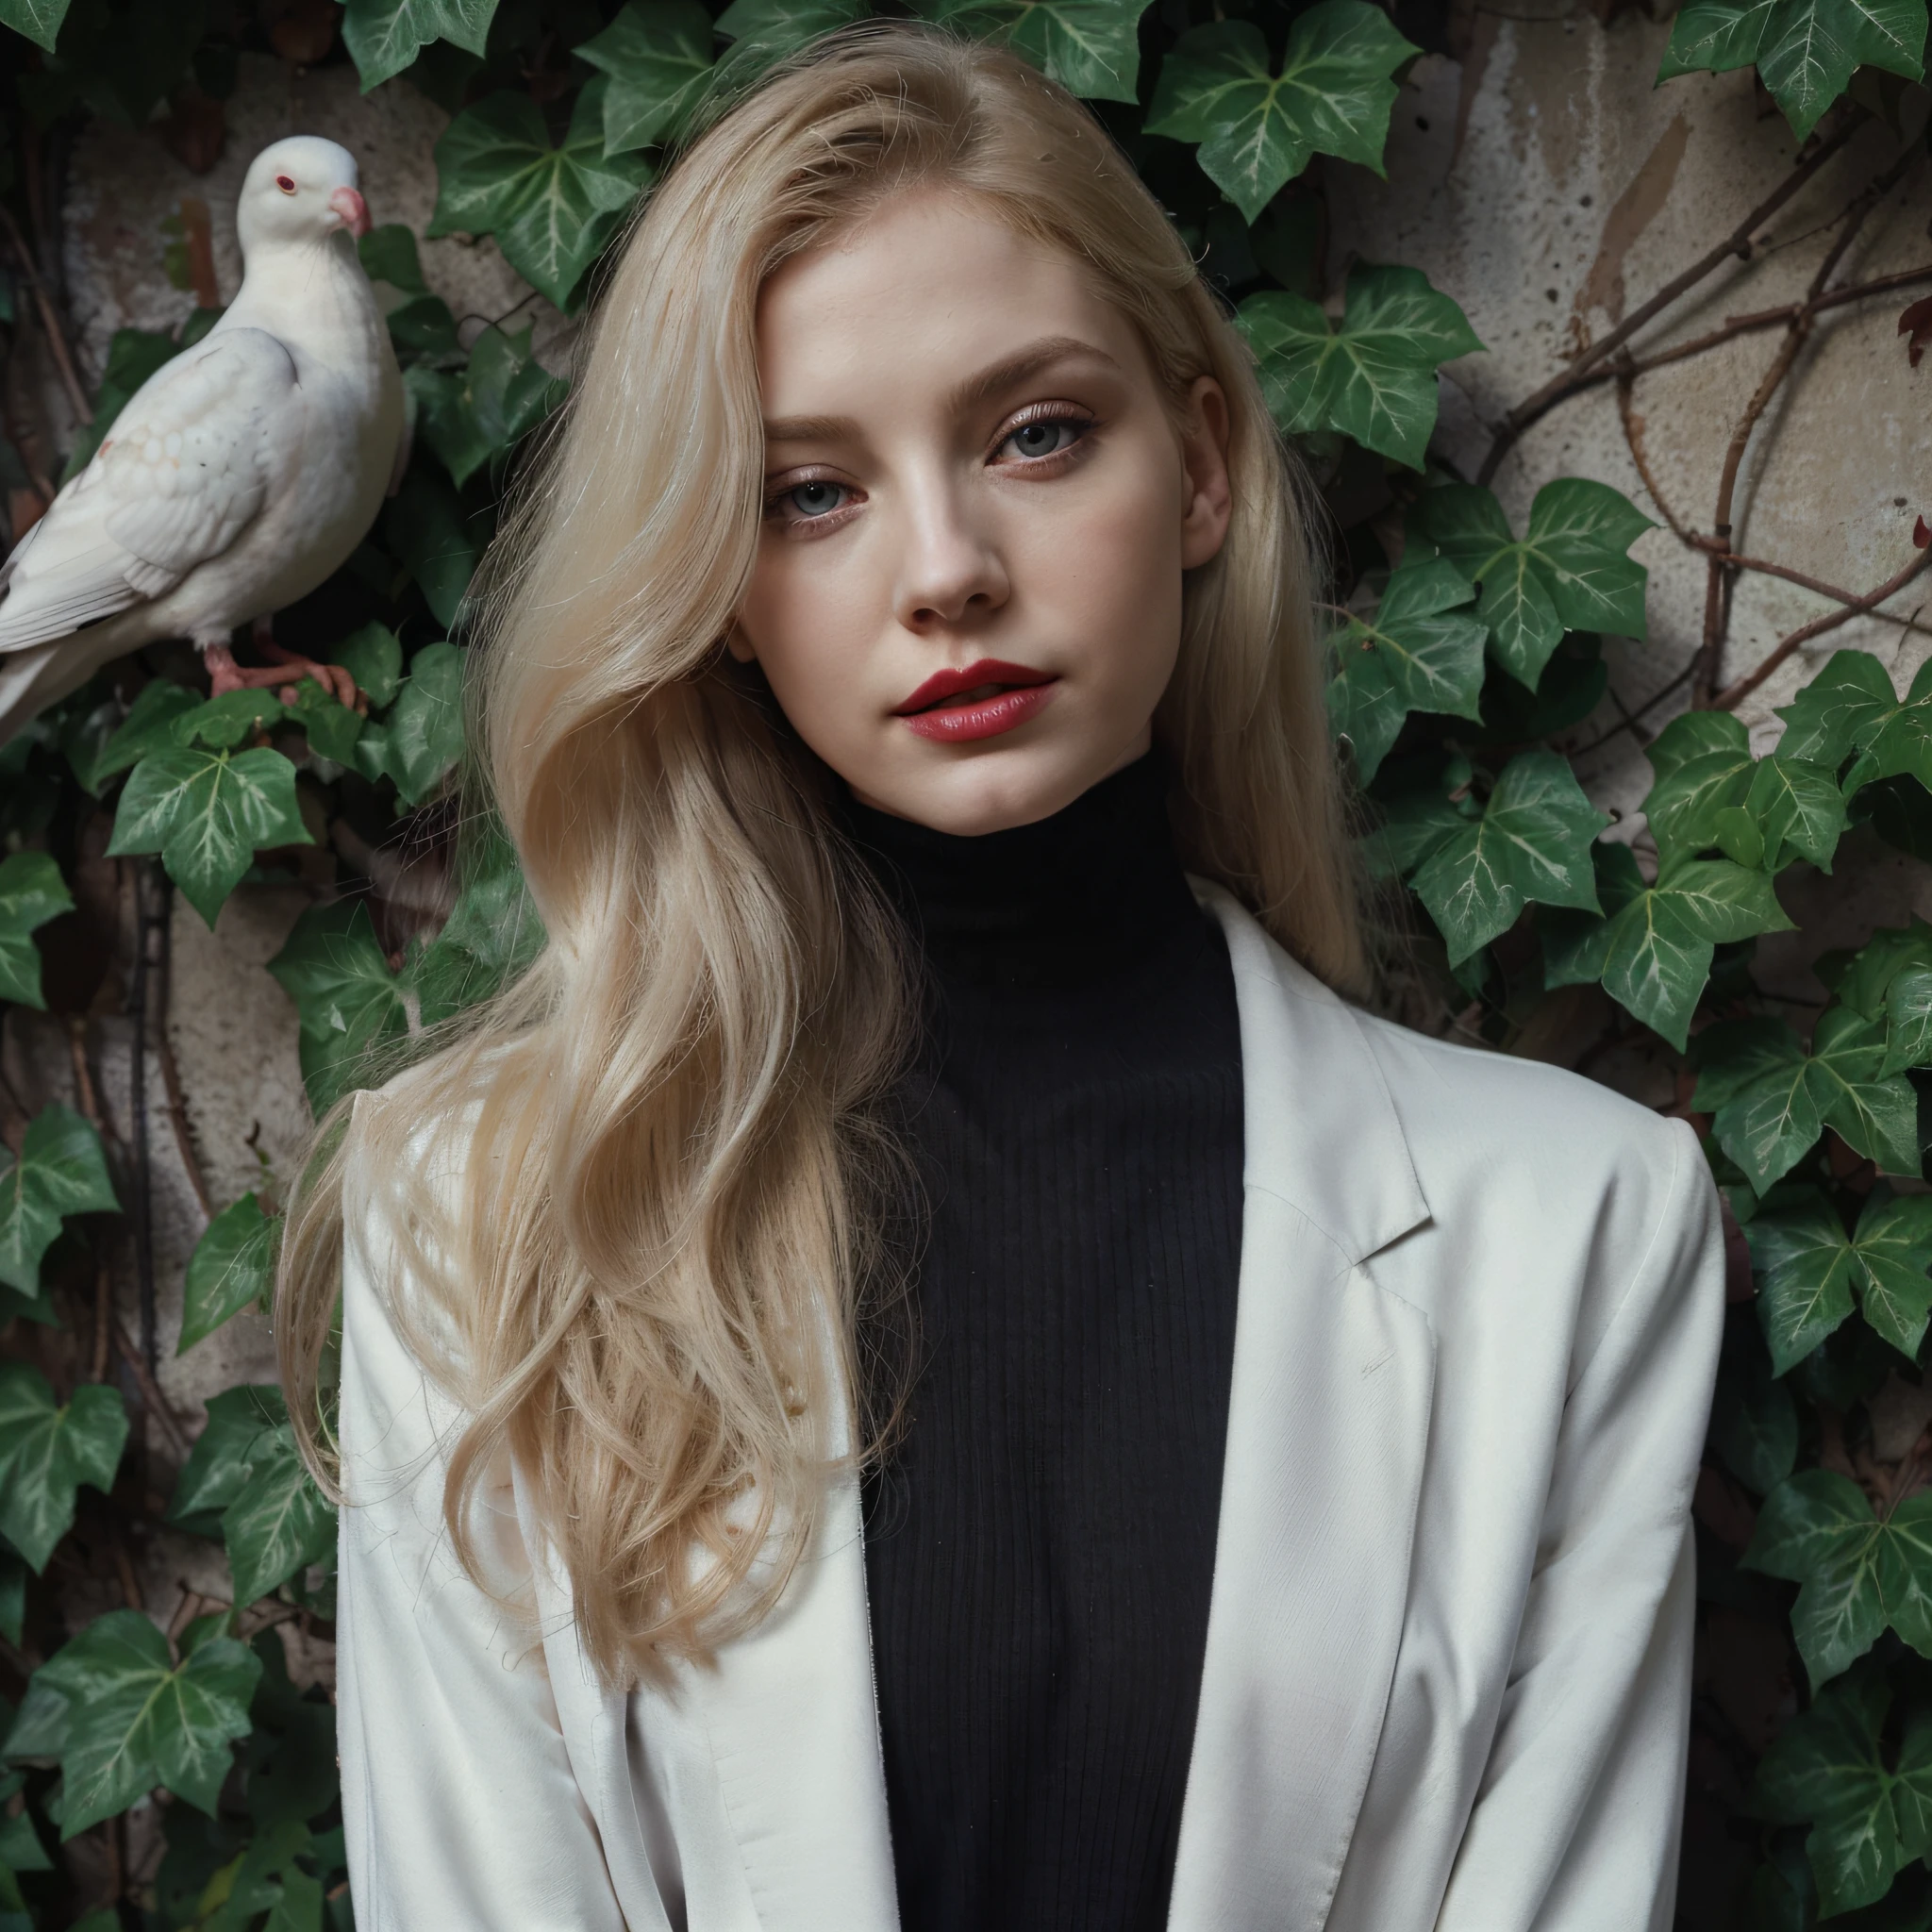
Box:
[1755,1664,1910,1915]
[1774,647,1900,765]
[405,823,544,1024]
[429,83,652,309]
[385,468,482,631]
[1408,751,1606,964]
[169,1388,289,1539]
[358,225,426,295]
[283,681,363,766]
[1542,845,1791,1050]
[1235,265,1481,469]
[107,745,311,929]
[179,1195,282,1355]
[0,0,73,55]
[343,0,502,92]
[712,0,870,82]
[909,0,1151,101]
[0,853,73,1009]
[269,902,412,1116]
[1324,558,1484,781]
[383,642,467,807]
[578,1,719,150]
[223,1424,336,1607]
[173,690,286,752]
[0,1365,127,1571]
[1710,1006,1920,1194]
[1658,0,1924,139]
[1645,741,1755,858]
[1748,1473,1932,1688]
[328,623,405,710]
[1711,1350,1799,1493]
[408,325,558,489]
[1748,1191,1932,1369]
[1882,962,1932,1074]
[8,1610,261,1835]
[0,1104,118,1303]
[1416,478,1654,687]
[1147,5,1421,221]
[93,679,200,785]
[1645,707,1751,786]
[1745,753,1848,872]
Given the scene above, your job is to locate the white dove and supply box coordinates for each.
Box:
[0,135,407,741]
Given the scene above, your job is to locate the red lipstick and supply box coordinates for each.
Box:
[894,658,1059,743]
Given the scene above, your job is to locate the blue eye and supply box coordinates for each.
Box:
[1000,417,1088,461]
[776,480,848,519]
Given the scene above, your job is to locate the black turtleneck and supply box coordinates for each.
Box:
[842,753,1245,1932]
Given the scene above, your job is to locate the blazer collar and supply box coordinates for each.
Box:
[1195,879,1429,1264]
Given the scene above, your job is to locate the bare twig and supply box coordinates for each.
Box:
[154,907,214,1227]
[1478,115,1859,484]
[1570,660,1699,757]
[1693,143,1924,702]
[110,1316,190,1457]
[1714,546,1932,709]
[1616,370,1695,541]
[0,201,92,429]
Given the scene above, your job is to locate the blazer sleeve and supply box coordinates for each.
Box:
[1435,1116,1724,1932]
[335,1138,634,1932]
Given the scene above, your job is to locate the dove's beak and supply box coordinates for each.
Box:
[327,187,373,240]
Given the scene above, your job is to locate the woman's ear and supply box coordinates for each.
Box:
[1178,375,1233,572]
[724,622,759,665]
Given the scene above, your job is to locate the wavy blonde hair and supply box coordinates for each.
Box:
[277,21,1361,1684]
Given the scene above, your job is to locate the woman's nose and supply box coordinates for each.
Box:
[893,478,1010,630]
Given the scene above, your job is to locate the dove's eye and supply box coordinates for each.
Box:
[275,175,297,194]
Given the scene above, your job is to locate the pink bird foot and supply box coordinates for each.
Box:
[205,641,363,713]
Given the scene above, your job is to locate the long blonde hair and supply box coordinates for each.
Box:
[277,22,1360,1683]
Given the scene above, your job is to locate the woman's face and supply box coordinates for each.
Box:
[730,189,1233,835]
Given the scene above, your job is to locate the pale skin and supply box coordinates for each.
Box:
[729,188,1234,835]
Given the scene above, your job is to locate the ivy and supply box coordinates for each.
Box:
[1236,263,1480,468]
[909,0,1149,103]
[0,1366,125,1571]
[0,1105,117,1312]
[343,0,502,92]
[1744,1190,1932,1369]
[429,83,653,308]
[576,0,719,152]
[0,853,70,1008]
[179,1195,281,1356]
[1146,3,1419,221]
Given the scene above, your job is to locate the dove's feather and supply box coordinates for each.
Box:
[0,329,296,654]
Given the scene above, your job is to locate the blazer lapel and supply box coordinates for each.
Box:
[1169,888,1437,1930]
[681,1442,900,1928]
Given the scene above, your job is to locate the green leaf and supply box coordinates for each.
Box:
[284,682,363,767]
[1543,850,1791,1051]
[328,624,405,710]
[269,902,412,1115]
[1774,647,1900,766]
[385,642,467,807]
[577,0,719,150]
[343,0,501,92]
[429,83,652,309]
[358,225,426,294]
[1749,1190,1932,1367]
[1832,917,1932,1022]
[0,1365,126,1571]
[408,325,558,489]
[1644,743,1754,858]
[1324,558,1484,781]
[1883,961,1932,1074]
[385,469,482,630]
[1147,4,1421,221]
[222,1424,336,1607]
[1712,1352,1799,1492]
[1236,264,1481,469]
[908,0,1150,101]
[175,690,287,752]
[405,821,544,1024]
[1713,1006,1919,1194]
[179,1195,282,1355]
[94,679,200,784]
[0,852,72,1009]
[1417,478,1653,686]
[13,1610,261,1834]
[0,1104,117,1300]
[1658,0,1924,138]
[711,0,869,82]
[1755,1663,1907,1914]
[1408,751,1606,964]
[170,1388,289,1537]
[0,0,73,54]
[1746,753,1848,872]
[1645,707,1750,785]
[107,745,311,928]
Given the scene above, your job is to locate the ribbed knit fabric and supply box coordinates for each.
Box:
[841,752,1244,1932]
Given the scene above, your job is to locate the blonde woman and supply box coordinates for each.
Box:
[278,25,1725,1930]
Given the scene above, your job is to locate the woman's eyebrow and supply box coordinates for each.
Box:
[761,335,1124,445]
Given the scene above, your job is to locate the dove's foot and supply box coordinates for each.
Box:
[206,641,363,713]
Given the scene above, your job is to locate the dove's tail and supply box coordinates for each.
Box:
[0,618,146,748]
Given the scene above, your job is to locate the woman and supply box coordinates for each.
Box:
[278,25,1724,1930]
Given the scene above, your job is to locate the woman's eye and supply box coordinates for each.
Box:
[998,416,1089,462]
[770,479,851,522]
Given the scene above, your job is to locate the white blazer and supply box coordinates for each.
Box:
[334,884,1726,1931]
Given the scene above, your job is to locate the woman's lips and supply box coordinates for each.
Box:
[894,658,1059,743]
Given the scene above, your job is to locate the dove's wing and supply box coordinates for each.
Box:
[0,328,298,653]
